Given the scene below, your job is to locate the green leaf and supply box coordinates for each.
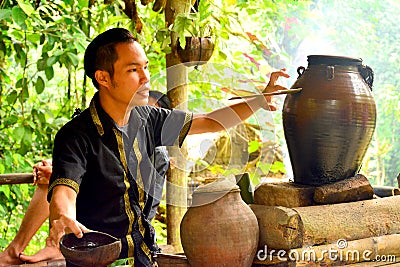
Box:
[21,84,29,100]
[46,56,58,67]
[66,52,79,67]
[40,34,45,45]
[0,9,12,21]
[45,66,54,80]
[0,186,11,199]
[6,90,18,104]
[42,41,54,53]
[13,125,25,140]
[270,161,286,174]
[13,42,22,54]
[0,203,6,214]
[218,51,227,60]
[16,0,35,16]
[4,115,18,125]
[35,76,45,94]
[33,109,46,124]
[248,140,261,154]
[256,162,272,174]
[16,77,27,88]
[77,0,88,8]
[26,33,41,44]
[11,7,27,29]
[37,57,47,71]
[22,126,32,146]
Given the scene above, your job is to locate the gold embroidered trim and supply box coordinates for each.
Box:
[179,112,193,146]
[126,235,135,258]
[90,98,104,136]
[48,178,79,195]
[113,128,135,257]
[137,215,146,240]
[113,128,128,173]
[133,138,145,210]
[140,240,152,259]
[132,139,149,260]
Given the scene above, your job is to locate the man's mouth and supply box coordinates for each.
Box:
[137,82,150,97]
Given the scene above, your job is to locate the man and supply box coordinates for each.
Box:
[47,28,289,266]
[0,160,57,267]
[0,92,172,266]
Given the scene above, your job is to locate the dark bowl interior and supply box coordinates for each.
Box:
[60,231,122,267]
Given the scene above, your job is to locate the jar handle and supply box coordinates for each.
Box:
[358,65,374,90]
[297,66,305,78]
[326,66,335,80]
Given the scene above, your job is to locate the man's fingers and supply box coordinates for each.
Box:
[66,220,84,238]
[42,159,51,166]
[264,69,290,93]
[78,221,91,233]
[49,224,65,248]
[268,104,277,111]
[50,216,86,249]
[268,72,290,85]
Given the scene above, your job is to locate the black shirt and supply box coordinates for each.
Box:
[48,93,192,266]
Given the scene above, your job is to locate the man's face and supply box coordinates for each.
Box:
[109,41,150,107]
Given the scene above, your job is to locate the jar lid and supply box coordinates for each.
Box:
[190,176,240,207]
[308,55,362,66]
[193,176,239,194]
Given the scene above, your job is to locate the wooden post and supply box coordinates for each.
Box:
[164,0,190,253]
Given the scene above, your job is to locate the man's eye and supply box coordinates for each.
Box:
[129,69,137,72]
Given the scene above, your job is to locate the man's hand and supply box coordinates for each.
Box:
[33,159,52,185]
[263,68,290,93]
[49,214,90,248]
[262,68,290,110]
[49,185,90,248]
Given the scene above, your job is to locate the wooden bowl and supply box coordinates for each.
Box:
[60,231,122,267]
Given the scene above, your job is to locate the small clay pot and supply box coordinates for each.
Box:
[180,178,259,267]
[176,37,214,66]
[60,231,122,267]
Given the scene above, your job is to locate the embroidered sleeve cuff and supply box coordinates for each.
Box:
[48,178,80,201]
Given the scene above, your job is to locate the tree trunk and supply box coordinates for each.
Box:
[164,0,191,253]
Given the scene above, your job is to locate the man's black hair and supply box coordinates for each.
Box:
[84,28,136,88]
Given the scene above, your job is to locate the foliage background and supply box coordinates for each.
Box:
[0,0,399,258]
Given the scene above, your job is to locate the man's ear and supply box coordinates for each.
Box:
[94,70,111,88]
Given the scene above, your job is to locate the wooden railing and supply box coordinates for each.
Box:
[0,173,33,185]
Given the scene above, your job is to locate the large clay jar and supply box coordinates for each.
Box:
[180,178,259,267]
[283,55,376,186]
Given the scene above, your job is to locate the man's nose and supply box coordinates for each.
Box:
[139,69,150,83]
